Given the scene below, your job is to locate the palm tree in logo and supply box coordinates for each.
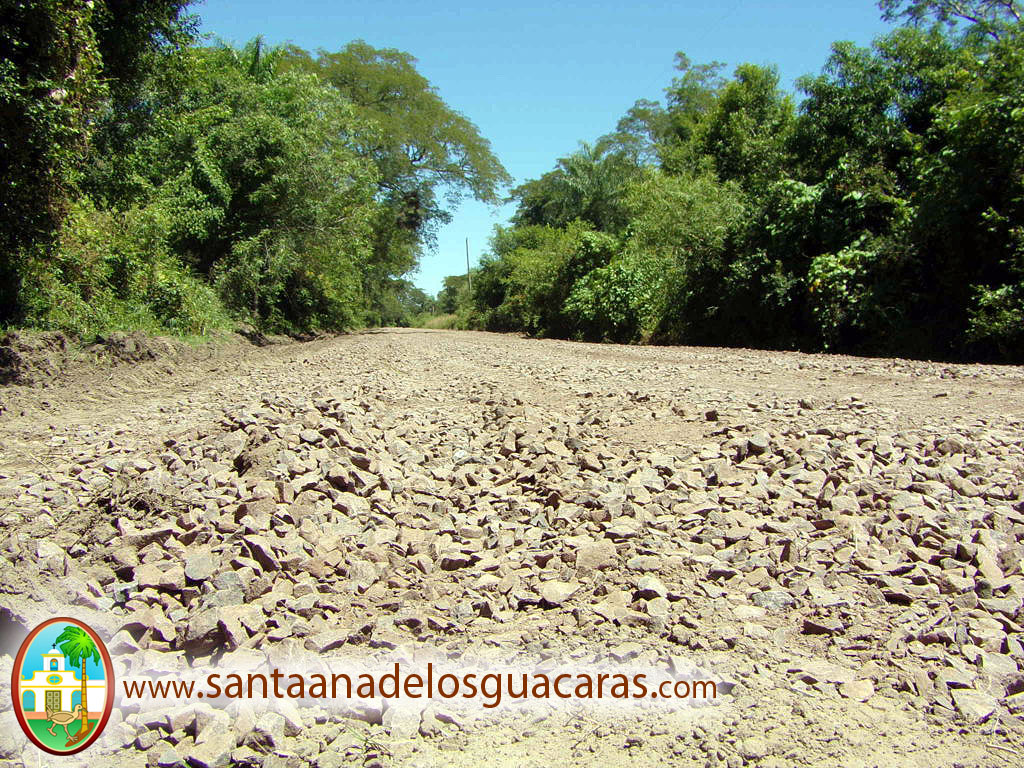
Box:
[55,625,99,745]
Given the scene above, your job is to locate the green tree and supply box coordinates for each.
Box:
[92,1,195,102]
[0,1,105,319]
[878,0,1022,40]
[474,225,574,334]
[792,28,968,183]
[609,55,727,173]
[56,625,100,742]
[510,138,641,232]
[564,249,661,342]
[657,54,728,173]
[469,223,617,336]
[82,40,379,332]
[664,55,728,143]
[623,170,754,345]
[612,98,671,165]
[450,10,1024,361]
[375,278,436,325]
[285,42,510,310]
[0,1,196,323]
[437,273,472,314]
[787,21,1022,357]
[700,64,795,191]
[909,27,1024,356]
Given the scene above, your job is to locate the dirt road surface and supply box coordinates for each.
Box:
[1,329,1022,767]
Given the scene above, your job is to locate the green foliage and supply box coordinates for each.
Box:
[625,169,746,265]
[283,41,511,321]
[88,42,381,333]
[664,55,728,144]
[0,1,106,319]
[443,8,1024,362]
[699,64,795,190]
[55,625,100,670]
[434,271,483,330]
[968,284,1024,356]
[808,241,889,349]
[291,41,510,205]
[905,28,1024,354]
[6,2,1024,360]
[0,1,199,324]
[468,223,621,337]
[607,170,748,344]
[92,1,196,103]
[2,8,506,342]
[792,28,968,186]
[415,312,462,330]
[878,0,1023,40]
[564,250,662,342]
[477,226,574,335]
[21,200,229,340]
[656,54,727,173]
[510,138,642,233]
[371,279,436,326]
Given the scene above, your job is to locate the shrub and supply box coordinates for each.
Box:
[20,200,229,340]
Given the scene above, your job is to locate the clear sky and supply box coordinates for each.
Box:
[195,1,893,296]
[20,623,105,680]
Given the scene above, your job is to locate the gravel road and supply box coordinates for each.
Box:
[1,329,1022,767]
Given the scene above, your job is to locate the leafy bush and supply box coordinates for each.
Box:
[20,200,229,339]
[468,223,621,337]
[415,313,461,330]
[807,242,885,350]
[968,283,1024,358]
[564,250,663,342]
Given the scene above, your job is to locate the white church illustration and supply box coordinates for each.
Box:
[19,644,107,719]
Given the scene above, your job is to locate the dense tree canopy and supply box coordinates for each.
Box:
[510,138,642,233]
[3,1,1021,360]
[1,4,507,335]
[283,42,511,322]
[448,1,1024,361]
[1,1,105,317]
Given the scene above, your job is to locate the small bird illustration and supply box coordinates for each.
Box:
[45,704,83,740]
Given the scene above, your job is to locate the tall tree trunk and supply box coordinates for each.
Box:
[80,659,88,734]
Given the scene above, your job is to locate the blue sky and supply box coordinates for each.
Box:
[19,623,106,680]
[195,1,893,296]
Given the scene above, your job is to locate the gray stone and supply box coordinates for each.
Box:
[539,580,580,605]
[186,730,234,768]
[950,688,998,722]
[185,551,216,582]
[575,540,617,571]
[751,590,796,611]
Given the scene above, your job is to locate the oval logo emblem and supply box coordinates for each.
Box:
[11,618,114,755]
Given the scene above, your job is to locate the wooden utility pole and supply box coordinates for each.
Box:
[466,238,473,292]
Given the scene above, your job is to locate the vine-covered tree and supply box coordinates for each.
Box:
[0,0,194,323]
